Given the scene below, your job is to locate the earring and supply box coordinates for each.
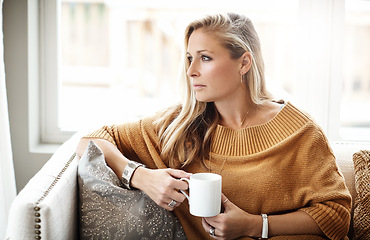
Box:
[240,72,245,84]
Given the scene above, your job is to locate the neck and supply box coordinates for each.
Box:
[215,98,256,130]
[240,102,253,126]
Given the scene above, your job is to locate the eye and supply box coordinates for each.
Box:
[201,55,212,61]
[187,56,193,63]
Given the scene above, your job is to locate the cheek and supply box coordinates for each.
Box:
[210,63,240,86]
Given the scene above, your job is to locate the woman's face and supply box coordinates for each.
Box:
[186,29,246,103]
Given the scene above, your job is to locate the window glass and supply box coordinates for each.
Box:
[59,0,299,131]
[341,0,370,140]
[59,2,182,131]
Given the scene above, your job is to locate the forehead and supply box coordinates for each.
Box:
[187,29,225,53]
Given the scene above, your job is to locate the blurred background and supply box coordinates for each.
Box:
[3,0,370,192]
[56,0,370,140]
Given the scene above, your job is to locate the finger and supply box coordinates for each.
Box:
[175,179,190,192]
[202,219,219,239]
[165,169,191,191]
[202,218,212,230]
[203,215,220,229]
[221,193,231,211]
[167,199,177,208]
[203,217,219,228]
[162,199,179,211]
[209,227,217,239]
[165,189,187,209]
[163,193,186,210]
[221,193,228,203]
[161,202,174,211]
[166,178,190,193]
[157,176,187,197]
[171,189,187,203]
[167,169,192,179]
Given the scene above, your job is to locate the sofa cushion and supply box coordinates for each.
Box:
[352,150,370,240]
[78,140,186,240]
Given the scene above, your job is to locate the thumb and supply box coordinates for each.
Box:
[221,193,232,211]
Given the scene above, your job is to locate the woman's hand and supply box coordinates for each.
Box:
[131,167,192,211]
[202,194,261,240]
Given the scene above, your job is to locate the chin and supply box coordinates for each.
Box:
[194,93,212,103]
[195,97,211,103]
[195,97,217,104]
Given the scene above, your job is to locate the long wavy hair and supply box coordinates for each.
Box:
[156,13,272,169]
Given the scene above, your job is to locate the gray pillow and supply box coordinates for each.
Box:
[78,140,187,240]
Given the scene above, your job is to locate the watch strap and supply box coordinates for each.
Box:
[261,214,268,239]
[121,161,145,189]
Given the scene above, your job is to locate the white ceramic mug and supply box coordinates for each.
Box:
[180,173,222,217]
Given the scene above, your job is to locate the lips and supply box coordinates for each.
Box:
[193,84,206,90]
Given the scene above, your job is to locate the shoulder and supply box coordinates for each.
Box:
[267,100,327,139]
[252,100,285,126]
[283,102,331,146]
[261,100,284,118]
[283,101,322,129]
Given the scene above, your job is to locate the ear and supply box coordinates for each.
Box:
[240,52,252,75]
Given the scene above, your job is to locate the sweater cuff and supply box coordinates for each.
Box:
[300,201,350,240]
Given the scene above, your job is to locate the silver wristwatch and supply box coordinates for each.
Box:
[121,161,145,189]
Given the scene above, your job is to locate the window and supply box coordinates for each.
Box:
[40,0,370,144]
[340,0,370,141]
[58,2,183,133]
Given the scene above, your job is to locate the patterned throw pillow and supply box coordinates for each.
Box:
[353,150,370,240]
[78,140,187,240]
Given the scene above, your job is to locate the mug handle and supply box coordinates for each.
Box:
[179,178,190,200]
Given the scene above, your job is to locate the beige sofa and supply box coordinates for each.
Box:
[5,133,370,239]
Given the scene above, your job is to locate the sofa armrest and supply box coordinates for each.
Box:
[6,134,82,240]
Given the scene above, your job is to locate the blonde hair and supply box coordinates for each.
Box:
[156,13,272,168]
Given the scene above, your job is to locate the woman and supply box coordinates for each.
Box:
[76,13,351,240]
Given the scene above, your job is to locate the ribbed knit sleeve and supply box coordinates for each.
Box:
[84,124,136,159]
[296,126,351,240]
[83,116,168,169]
[301,201,351,240]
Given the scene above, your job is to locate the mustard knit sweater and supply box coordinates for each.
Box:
[85,102,351,240]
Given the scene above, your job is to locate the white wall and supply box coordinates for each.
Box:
[3,0,55,192]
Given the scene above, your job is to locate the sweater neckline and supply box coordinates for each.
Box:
[210,102,310,156]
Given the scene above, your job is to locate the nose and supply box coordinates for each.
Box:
[187,61,199,78]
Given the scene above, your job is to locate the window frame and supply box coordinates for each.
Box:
[40,0,75,143]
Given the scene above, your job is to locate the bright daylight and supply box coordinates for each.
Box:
[2,0,370,239]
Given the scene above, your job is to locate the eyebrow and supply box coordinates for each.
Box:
[186,50,213,55]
